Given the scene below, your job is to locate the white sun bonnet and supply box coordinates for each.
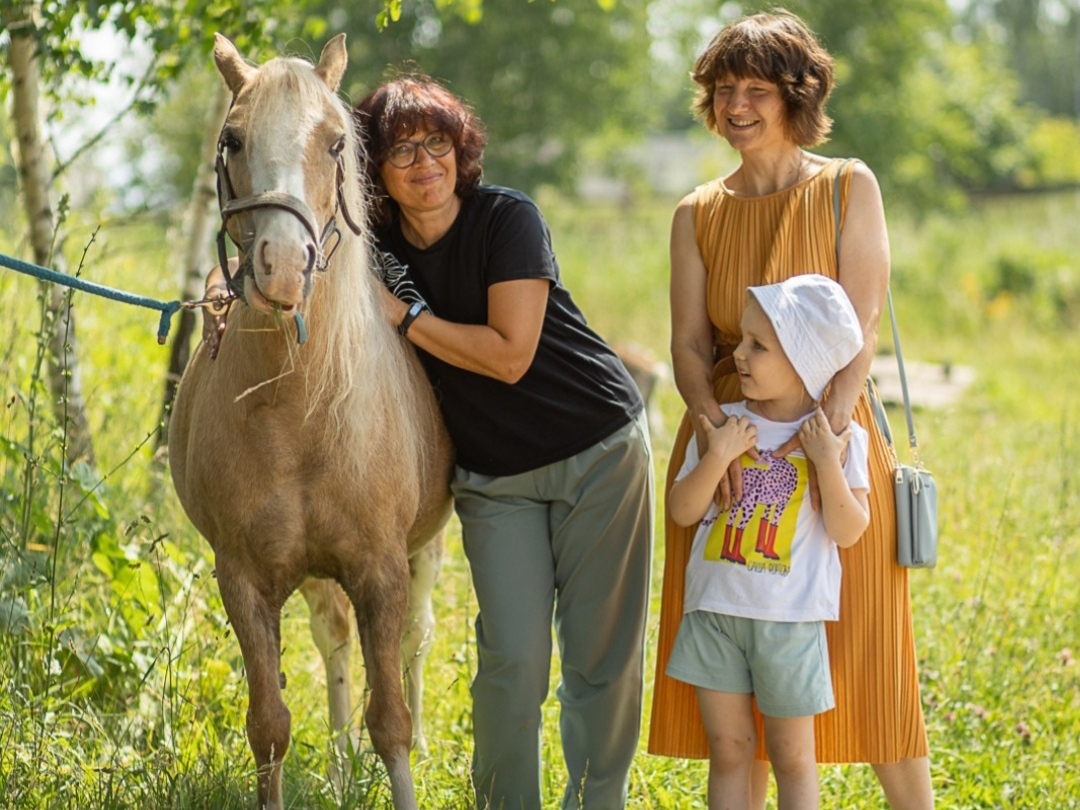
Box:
[746,274,864,401]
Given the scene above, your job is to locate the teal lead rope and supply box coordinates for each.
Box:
[1,251,181,344]
[0,252,308,346]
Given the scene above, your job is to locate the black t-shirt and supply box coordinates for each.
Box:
[376,186,642,476]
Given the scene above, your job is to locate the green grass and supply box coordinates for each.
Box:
[1,190,1079,808]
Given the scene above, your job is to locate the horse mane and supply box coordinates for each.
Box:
[254,58,431,476]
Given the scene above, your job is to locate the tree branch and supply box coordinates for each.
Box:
[51,55,163,181]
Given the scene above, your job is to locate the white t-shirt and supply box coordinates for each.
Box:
[679,401,870,623]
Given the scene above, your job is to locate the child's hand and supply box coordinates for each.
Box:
[799,408,850,468]
[700,413,757,466]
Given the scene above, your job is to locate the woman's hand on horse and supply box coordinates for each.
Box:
[202,260,238,360]
[378,285,410,327]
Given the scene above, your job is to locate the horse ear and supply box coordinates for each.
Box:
[315,34,348,92]
[213,33,255,95]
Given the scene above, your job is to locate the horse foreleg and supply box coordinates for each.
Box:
[343,552,417,810]
[218,568,291,810]
[299,577,358,789]
[403,532,443,756]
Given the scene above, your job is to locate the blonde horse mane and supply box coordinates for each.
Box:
[247,57,430,474]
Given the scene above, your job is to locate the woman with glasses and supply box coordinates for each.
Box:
[354,77,654,810]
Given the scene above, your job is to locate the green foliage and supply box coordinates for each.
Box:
[0,103,15,212]
[0,0,359,148]
[1025,117,1080,187]
[960,0,1080,120]
[902,35,1033,195]
[888,190,1080,354]
[327,0,656,192]
[8,0,1080,215]
[18,0,1074,211]
[120,60,223,209]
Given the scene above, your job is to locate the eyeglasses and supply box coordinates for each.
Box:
[384,131,454,169]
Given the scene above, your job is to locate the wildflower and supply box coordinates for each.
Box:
[1015,721,1033,744]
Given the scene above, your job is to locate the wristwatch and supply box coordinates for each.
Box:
[398,300,424,336]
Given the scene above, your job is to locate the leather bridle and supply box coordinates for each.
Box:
[213,132,363,303]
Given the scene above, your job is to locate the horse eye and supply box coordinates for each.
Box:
[221,130,243,153]
[330,135,346,157]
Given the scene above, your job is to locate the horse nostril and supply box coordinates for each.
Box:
[258,238,272,276]
[305,243,316,275]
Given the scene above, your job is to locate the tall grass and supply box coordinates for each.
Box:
[1,189,1078,808]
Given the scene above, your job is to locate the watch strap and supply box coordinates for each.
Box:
[398,300,424,336]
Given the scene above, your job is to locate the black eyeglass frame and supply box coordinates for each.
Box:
[383,132,454,169]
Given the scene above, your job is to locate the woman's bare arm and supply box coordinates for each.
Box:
[827,161,890,432]
[670,195,749,507]
[670,197,724,433]
[381,278,549,384]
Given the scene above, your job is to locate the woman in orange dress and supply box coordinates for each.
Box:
[648,10,933,808]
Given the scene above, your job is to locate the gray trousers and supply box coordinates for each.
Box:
[451,412,654,810]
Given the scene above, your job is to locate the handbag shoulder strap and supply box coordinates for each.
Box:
[833,159,920,460]
[887,289,920,456]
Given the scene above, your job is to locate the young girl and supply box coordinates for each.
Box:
[665,274,871,810]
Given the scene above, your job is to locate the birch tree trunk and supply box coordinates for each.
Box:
[9,16,96,467]
[157,79,230,446]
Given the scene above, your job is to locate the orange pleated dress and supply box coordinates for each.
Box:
[648,158,929,763]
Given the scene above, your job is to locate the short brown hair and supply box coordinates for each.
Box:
[692,10,834,147]
[354,76,487,228]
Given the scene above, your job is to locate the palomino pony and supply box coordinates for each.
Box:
[168,34,452,810]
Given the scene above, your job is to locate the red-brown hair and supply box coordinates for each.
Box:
[355,76,487,228]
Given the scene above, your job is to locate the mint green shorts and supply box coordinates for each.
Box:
[665,610,835,718]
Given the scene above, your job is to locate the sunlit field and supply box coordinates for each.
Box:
[1,189,1078,808]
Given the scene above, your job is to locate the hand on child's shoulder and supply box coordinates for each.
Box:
[700,413,757,464]
[798,408,850,464]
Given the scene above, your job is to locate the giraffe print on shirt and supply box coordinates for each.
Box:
[716,451,801,568]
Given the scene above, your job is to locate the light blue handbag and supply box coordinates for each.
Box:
[867,296,939,569]
[868,293,937,570]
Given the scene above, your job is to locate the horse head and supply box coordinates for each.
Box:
[212,34,362,316]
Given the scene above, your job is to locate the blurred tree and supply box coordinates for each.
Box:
[807,0,1080,198]
[0,102,14,214]
[901,31,1079,194]
[790,0,957,203]
[321,0,656,191]
[959,0,1080,119]
[4,1,99,466]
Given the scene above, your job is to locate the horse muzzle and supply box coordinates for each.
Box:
[247,224,316,312]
